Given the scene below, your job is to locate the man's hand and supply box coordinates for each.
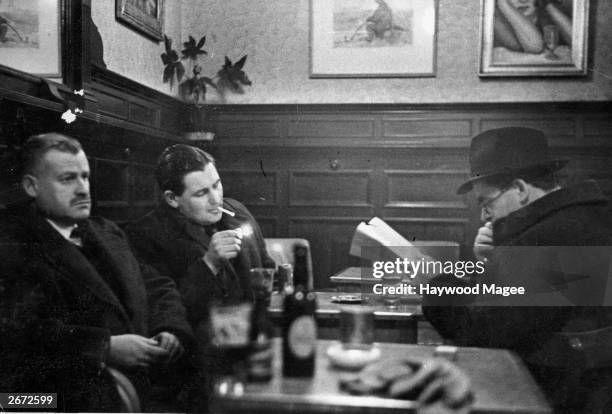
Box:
[473,221,494,262]
[389,358,472,410]
[152,331,184,363]
[204,229,243,267]
[108,334,169,369]
[341,357,472,411]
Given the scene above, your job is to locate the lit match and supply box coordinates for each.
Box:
[238,223,253,238]
[219,206,235,217]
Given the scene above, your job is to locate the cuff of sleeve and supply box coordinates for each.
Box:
[202,254,220,275]
[99,334,110,374]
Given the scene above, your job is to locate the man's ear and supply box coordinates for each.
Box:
[514,179,530,205]
[163,190,179,208]
[22,174,38,198]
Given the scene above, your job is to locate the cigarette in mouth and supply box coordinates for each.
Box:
[219,206,235,217]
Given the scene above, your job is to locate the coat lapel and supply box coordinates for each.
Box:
[23,211,133,324]
[183,220,212,248]
[80,220,145,323]
[31,218,127,315]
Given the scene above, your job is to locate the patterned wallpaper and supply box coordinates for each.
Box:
[93,0,612,103]
[91,0,182,95]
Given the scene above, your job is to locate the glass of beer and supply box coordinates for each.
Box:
[210,303,253,381]
[543,25,560,60]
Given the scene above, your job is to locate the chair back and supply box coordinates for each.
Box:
[265,238,314,290]
[107,366,141,412]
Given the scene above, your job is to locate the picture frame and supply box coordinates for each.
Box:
[310,0,438,78]
[479,0,589,77]
[0,0,61,77]
[116,0,164,41]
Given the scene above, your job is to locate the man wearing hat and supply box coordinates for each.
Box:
[423,127,612,413]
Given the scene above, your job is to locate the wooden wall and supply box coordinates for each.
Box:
[2,97,611,289]
[203,103,612,289]
[0,65,186,224]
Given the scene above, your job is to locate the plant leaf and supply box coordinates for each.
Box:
[161,34,183,87]
[164,35,172,52]
[175,62,185,82]
[182,34,208,59]
[217,55,251,93]
[196,35,206,49]
[235,55,247,70]
[163,65,174,84]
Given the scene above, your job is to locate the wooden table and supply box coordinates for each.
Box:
[330,267,412,290]
[211,339,551,414]
[268,291,421,343]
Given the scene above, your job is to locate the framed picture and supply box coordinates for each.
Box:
[116,0,164,41]
[0,0,61,77]
[310,0,437,78]
[479,0,589,76]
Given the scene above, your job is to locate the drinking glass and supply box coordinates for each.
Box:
[249,267,275,307]
[210,303,253,382]
[543,25,560,60]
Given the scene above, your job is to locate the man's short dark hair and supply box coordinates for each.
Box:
[483,167,559,192]
[155,144,215,195]
[21,133,82,175]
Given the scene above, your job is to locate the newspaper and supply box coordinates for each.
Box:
[349,217,434,263]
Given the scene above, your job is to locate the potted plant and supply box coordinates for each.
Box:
[161,34,251,105]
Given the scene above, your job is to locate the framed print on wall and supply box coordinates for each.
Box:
[310,0,438,78]
[0,0,61,77]
[116,0,164,41]
[479,0,589,76]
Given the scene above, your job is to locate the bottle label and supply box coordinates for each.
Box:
[288,316,317,358]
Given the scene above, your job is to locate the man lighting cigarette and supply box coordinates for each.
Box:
[127,144,273,309]
[126,145,274,410]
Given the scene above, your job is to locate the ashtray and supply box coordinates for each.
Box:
[326,342,381,370]
[331,295,364,304]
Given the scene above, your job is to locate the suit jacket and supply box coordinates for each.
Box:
[0,206,192,412]
[126,199,275,339]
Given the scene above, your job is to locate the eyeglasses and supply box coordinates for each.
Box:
[478,186,512,212]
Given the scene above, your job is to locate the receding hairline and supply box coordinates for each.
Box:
[22,133,84,175]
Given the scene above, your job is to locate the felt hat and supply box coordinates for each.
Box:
[457,127,568,194]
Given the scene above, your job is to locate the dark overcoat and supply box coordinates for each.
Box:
[0,207,192,412]
[126,198,275,338]
[423,180,612,412]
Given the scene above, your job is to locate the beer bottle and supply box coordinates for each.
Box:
[282,286,317,377]
[293,244,309,289]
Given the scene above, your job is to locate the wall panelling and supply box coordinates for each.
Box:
[204,103,612,289]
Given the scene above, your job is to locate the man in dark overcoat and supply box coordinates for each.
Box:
[423,127,612,413]
[126,144,274,409]
[126,144,274,332]
[0,133,193,412]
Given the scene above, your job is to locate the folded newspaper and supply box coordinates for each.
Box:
[349,217,434,263]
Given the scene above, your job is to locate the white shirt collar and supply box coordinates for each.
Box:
[46,219,79,242]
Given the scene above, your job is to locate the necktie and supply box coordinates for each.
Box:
[69,226,83,247]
